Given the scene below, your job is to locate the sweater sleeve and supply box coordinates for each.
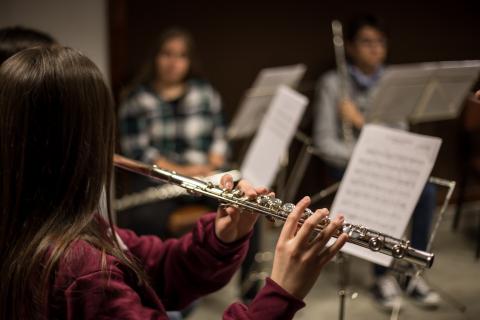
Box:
[55,213,305,319]
[60,272,304,320]
[223,278,305,320]
[116,213,250,310]
[61,269,169,320]
[313,73,354,169]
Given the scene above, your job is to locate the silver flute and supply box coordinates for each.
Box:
[114,154,434,269]
[331,20,355,146]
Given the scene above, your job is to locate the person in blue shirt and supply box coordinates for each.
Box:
[313,15,440,311]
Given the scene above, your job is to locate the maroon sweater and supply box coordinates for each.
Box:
[48,213,305,319]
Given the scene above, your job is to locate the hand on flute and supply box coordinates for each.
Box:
[338,98,365,129]
[271,196,348,299]
[214,175,269,243]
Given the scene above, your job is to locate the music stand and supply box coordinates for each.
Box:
[279,61,478,319]
[225,64,307,297]
[284,60,480,204]
[368,61,480,125]
[227,64,306,141]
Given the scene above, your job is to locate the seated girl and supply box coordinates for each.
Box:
[0,46,347,319]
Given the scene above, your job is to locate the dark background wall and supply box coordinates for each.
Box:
[109,0,480,200]
[109,0,479,113]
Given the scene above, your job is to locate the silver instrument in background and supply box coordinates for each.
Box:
[115,169,242,211]
[114,154,435,269]
[331,20,354,145]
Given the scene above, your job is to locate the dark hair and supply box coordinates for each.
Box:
[124,27,201,97]
[345,14,387,42]
[0,26,56,64]
[0,46,144,319]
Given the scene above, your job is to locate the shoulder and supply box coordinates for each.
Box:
[120,85,159,116]
[188,78,213,90]
[188,79,219,96]
[54,239,126,290]
[49,238,166,319]
[185,78,222,109]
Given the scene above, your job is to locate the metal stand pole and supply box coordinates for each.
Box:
[283,132,313,202]
[389,177,466,319]
[337,253,349,320]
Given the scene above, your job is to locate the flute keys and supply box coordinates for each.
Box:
[278,203,295,219]
[368,237,383,251]
[344,224,366,239]
[257,195,281,209]
[358,226,367,238]
[319,217,330,227]
[392,244,405,259]
[231,188,244,198]
[342,223,352,234]
[304,208,313,217]
[281,203,296,214]
[261,196,282,210]
[271,198,283,210]
[257,195,270,206]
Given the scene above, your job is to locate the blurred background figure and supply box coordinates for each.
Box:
[117,28,228,238]
[0,25,55,64]
[117,27,263,303]
[117,27,231,319]
[313,15,440,312]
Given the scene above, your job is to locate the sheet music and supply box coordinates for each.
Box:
[240,86,307,187]
[227,64,306,139]
[330,124,442,266]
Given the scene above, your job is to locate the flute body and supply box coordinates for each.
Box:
[114,154,434,269]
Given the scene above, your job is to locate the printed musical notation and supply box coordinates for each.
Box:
[331,124,441,266]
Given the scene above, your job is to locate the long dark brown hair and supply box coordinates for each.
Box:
[0,46,144,319]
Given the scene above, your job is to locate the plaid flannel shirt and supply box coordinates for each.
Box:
[119,79,228,165]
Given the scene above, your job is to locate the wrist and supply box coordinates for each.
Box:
[215,227,252,245]
[247,277,305,318]
[208,218,252,257]
[215,223,253,244]
[265,277,306,302]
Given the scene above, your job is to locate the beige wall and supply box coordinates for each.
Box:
[0,0,109,81]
